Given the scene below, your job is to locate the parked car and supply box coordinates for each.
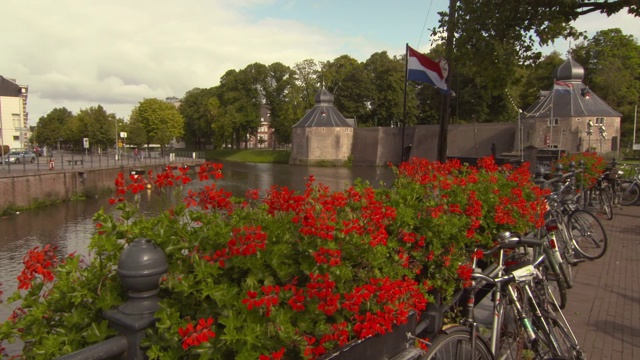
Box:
[1,150,37,164]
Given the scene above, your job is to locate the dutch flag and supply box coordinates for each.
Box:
[406,45,449,94]
[553,81,573,92]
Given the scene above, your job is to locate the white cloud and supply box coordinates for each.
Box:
[3,0,347,121]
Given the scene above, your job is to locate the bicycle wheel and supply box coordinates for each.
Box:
[598,185,613,220]
[547,229,574,289]
[619,181,640,205]
[541,257,567,310]
[568,209,608,260]
[531,298,585,360]
[494,288,526,360]
[612,182,622,207]
[422,327,494,360]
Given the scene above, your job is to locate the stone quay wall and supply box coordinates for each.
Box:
[0,165,165,213]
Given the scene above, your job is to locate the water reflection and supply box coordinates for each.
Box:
[0,161,395,345]
[216,162,394,196]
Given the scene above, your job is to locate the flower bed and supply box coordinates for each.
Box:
[0,157,549,359]
[554,151,606,189]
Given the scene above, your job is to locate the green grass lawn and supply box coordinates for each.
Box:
[204,149,291,163]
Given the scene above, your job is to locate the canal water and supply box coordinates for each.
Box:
[0,161,395,345]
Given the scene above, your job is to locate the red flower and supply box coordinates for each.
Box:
[178,317,216,350]
[456,264,474,288]
[17,245,59,290]
[259,347,285,360]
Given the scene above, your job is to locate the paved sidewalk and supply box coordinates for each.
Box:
[563,204,640,359]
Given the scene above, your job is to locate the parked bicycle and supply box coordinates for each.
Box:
[618,164,640,205]
[419,232,585,360]
[588,171,614,220]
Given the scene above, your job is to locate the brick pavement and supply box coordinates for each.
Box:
[563,204,640,360]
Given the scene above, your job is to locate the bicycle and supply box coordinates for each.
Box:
[420,232,585,360]
[607,166,624,208]
[546,176,608,262]
[589,172,614,220]
[618,164,640,206]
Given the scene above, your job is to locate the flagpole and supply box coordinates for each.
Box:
[550,85,554,152]
[437,0,457,163]
[634,101,637,146]
[401,43,409,163]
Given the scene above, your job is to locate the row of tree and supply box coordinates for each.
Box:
[33,100,184,154]
[32,26,639,152]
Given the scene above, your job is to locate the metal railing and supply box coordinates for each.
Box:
[0,150,205,175]
[56,238,168,360]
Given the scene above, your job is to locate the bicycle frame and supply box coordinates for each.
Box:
[474,246,580,359]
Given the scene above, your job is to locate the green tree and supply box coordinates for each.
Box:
[260,62,298,147]
[363,51,405,127]
[572,28,640,149]
[34,108,74,149]
[60,114,82,149]
[321,55,373,123]
[73,105,117,151]
[123,121,147,149]
[217,65,264,148]
[180,87,220,150]
[293,59,322,111]
[518,52,565,109]
[435,1,638,93]
[129,98,184,154]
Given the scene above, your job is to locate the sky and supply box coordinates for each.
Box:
[2,0,638,125]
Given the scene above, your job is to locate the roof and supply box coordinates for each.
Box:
[292,88,354,128]
[0,76,22,97]
[523,58,621,118]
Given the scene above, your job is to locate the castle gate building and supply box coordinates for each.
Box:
[520,58,621,155]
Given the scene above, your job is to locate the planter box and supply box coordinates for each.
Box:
[321,312,418,360]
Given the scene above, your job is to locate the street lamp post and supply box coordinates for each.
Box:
[586,120,594,152]
[599,125,607,154]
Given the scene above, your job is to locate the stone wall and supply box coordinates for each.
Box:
[0,165,165,212]
[351,127,415,166]
[351,123,516,166]
[290,127,354,166]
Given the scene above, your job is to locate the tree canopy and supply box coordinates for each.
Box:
[572,28,640,148]
[129,98,184,152]
[34,107,74,149]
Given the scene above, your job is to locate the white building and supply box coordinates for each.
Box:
[0,76,29,150]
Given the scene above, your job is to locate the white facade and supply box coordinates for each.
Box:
[0,97,26,149]
[0,77,29,150]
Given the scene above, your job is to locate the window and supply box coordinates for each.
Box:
[12,114,21,128]
[595,117,605,125]
[548,118,559,126]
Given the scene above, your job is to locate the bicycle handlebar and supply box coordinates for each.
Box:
[483,232,544,255]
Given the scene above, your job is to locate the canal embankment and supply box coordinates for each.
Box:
[0,151,205,214]
[0,165,157,213]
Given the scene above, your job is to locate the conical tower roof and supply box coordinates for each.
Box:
[293,88,353,128]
